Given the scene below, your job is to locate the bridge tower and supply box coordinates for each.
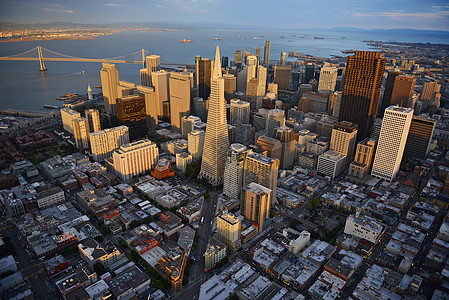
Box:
[37,46,47,71]
[142,49,145,69]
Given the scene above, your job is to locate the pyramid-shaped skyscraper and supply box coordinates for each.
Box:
[198,46,230,186]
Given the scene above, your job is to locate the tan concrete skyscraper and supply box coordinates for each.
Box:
[372,106,413,182]
[100,63,119,115]
[243,152,279,205]
[330,121,358,166]
[73,117,90,151]
[169,72,193,133]
[198,46,230,186]
[273,126,295,169]
[263,41,270,66]
[136,85,158,129]
[89,126,130,161]
[241,182,272,232]
[84,109,101,133]
[109,139,159,181]
[318,63,338,93]
[152,70,170,116]
[348,138,376,179]
[61,108,80,135]
[274,65,291,90]
[217,211,241,250]
[390,75,416,107]
[339,51,386,141]
[140,55,161,87]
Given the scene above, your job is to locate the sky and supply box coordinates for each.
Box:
[1,0,448,31]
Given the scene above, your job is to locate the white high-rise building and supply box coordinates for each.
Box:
[85,109,101,133]
[223,144,249,200]
[371,106,413,182]
[317,150,346,179]
[152,70,170,116]
[318,63,338,93]
[169,72,193,133]
[100,63,119,115]
[73,117,90,151]
[90,126,130,161]
[230,99,250,125]
[61,108,81,135]
[188,129,205,162]
[109,139,159,181]
[198,46,230,186]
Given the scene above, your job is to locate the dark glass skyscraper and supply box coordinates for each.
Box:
[378,70,401,117]
[339,51,386,141]
[196,57,213,101]
[263,41,270,66]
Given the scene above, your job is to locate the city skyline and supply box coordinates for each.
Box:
[1,0,448,31]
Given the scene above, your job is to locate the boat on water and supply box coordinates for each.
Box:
[180,39,194,43]
[279,35,285,39]
[286,40,293,42]
[237,36,243,38]
[93,86,101,89]
[253,37,260,40]
[43,105,59,109]
[341,49,356,54]
[214,38,222,40]
[258,35,264,37]
[341,37,346,39]
[314,37,324,39]
[81,70,86,74]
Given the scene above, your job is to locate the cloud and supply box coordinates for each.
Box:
[348,9,449,20]
[41,8,74,13]
[379,11,449,19]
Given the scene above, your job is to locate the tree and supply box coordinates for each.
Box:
[310,198,320,208]
[94,235,104,243]
[118,238,128,249]
[154,280,164,291]
[130,220,142,229]
[204,193,211,200]
[93,262,105,276]
[289,219,299,229]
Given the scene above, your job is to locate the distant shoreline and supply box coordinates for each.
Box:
[0,28,189,43]
[0,36,97,43]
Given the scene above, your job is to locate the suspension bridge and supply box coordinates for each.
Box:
[0,46,194,71]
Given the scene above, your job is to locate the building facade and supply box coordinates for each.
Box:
[198,46,230,186]
[100,63,120,115]
[109,139,158,181]
[372,106,413,182]
[85,109,101,133]
[223,144,249,200]
[241,182,272,233]
[90,126,130,161]
[217,211,241,251]
[339,51,386,141]
[187,129,205,162]
[61,108,80,135]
